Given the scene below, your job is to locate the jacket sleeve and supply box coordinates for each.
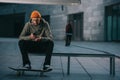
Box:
[19,22,31,40]
[41,22,53,41]
[66,25,68,33]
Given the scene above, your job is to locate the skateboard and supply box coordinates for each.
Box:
[8,67,52,76]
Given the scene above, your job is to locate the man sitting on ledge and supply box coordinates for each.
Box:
[18,10,54,71]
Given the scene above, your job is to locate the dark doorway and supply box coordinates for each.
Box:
[105,3,120,42]
[68,12,84,41]
[0,13,25,38]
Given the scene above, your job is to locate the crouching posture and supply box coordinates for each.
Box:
[18,10,54,71]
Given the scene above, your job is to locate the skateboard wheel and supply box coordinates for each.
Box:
[16,71,21,76]
[40,72,44,77]
[21,71,25,75]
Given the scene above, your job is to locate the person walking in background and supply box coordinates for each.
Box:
[65,21,73,46]
[18,10,54,71]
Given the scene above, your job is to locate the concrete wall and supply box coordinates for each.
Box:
[66,0,120,41]
[0,0,119,41]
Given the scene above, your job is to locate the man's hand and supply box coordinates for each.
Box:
[30,33,36,40]
[34,37,42,41]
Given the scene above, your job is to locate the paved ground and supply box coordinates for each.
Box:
[0,38,120,80]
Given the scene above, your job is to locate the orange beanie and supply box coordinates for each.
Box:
[30,10,41,18]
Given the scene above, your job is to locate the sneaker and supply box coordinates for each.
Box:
[43,65,52,71]
[23,64,31,69]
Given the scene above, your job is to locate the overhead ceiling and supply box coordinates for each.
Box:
[0,0,81,5]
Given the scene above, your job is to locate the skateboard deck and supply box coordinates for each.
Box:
[8,67,52,72]
[9,67,52,76]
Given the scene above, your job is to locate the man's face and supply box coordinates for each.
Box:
[31,18,41,26]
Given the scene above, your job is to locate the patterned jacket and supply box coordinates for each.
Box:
[19,18,53,41]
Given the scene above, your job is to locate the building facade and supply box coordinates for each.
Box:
[0,0,120,41]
